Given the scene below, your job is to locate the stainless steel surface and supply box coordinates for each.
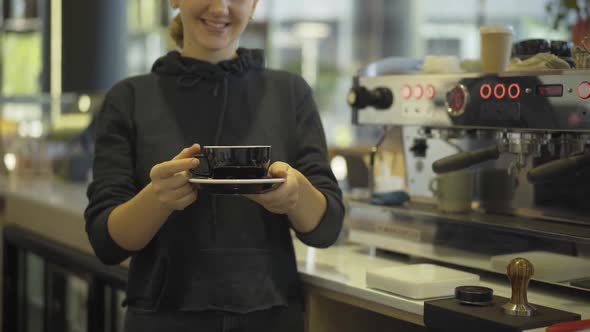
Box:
[356,57,423,77]
[348,70,590,293]
[502,303,536,317]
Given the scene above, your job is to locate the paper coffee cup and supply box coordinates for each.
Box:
[480,25,513,73]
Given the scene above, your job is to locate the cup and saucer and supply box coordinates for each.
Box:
[188,145,285,195]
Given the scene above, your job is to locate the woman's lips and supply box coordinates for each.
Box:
[201,19,230,33]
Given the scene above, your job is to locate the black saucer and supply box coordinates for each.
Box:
[188,177,285,195]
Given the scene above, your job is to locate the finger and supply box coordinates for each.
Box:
[268,161,290,178]
[270,180,299,206]
[264,187,297,209]
[246,191,295,214]
[244,169,293,201]
[246,195,283,213]
[244,191,277,205]
[170,184,195,200]
[265,189,298,209]
[252,171,293,197]
[250,182,289,205]
[156,159,199,178]
[259,197,296,214]
[173,144,201,160]
[159,172,191,190]
[175,190,197,209]
[158,183,192,202]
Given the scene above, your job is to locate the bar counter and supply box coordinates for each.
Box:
[1,176,589,332]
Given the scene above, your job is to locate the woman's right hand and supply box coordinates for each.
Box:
[149,144,201,212]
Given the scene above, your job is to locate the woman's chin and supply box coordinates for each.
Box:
[199,39,234,52]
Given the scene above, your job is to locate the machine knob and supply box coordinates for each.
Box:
[502,257,536,317]
[347,86,393,110]
[446,84,469,116]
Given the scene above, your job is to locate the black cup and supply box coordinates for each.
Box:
[191,146,271,179]
[475,168,518,213]
[512,39,551,59]
[550,40,572,58]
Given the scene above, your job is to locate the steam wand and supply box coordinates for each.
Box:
[369,126,392,195]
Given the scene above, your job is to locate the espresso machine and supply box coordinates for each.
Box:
[346,68,590,294]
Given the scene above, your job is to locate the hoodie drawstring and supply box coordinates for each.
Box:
[176,72,229,243]
[214,75,229,143]
[151,49,264,245]
[210,74,230,243]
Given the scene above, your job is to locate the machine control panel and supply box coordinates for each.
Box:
[350,71,590,131]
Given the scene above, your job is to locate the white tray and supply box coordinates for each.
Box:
[491,251,590,282]
[366,264,480,299]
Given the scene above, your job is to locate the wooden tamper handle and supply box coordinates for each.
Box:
[502,257,537,316]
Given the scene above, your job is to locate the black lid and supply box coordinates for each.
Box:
[512,39,551,57]
[455,286,493,305]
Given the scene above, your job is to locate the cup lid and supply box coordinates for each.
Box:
[480,25,513,34]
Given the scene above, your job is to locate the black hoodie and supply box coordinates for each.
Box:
[84,49,344,313]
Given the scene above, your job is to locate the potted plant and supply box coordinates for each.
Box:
[547,0,590,45]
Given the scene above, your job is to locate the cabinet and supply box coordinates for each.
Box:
[304,285,426,332]
[3,226,127,332]
[46,265,89,332]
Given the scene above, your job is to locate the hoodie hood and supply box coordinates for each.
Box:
[151,48,265,82]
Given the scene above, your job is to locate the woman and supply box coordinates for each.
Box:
[84,0,344,331]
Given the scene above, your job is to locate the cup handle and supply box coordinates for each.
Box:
[190,153,212,178]
[428,177,440,196]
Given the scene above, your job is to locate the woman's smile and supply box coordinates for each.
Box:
[200,18,230,33]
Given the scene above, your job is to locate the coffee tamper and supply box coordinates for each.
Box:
[502,257,536,316]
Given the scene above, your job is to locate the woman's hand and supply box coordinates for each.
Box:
[149,144,200,212]
[246,161,300,214]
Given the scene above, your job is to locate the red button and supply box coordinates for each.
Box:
[447,86,466,115]
[414,85,424,99]
[508,83,521,99]
[494,84,506,99]
[425,85,435,99]
[578,82,590,99]
[401,85,412,99]
[480,84,492,100]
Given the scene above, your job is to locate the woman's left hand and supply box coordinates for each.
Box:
[246,161,299,214]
